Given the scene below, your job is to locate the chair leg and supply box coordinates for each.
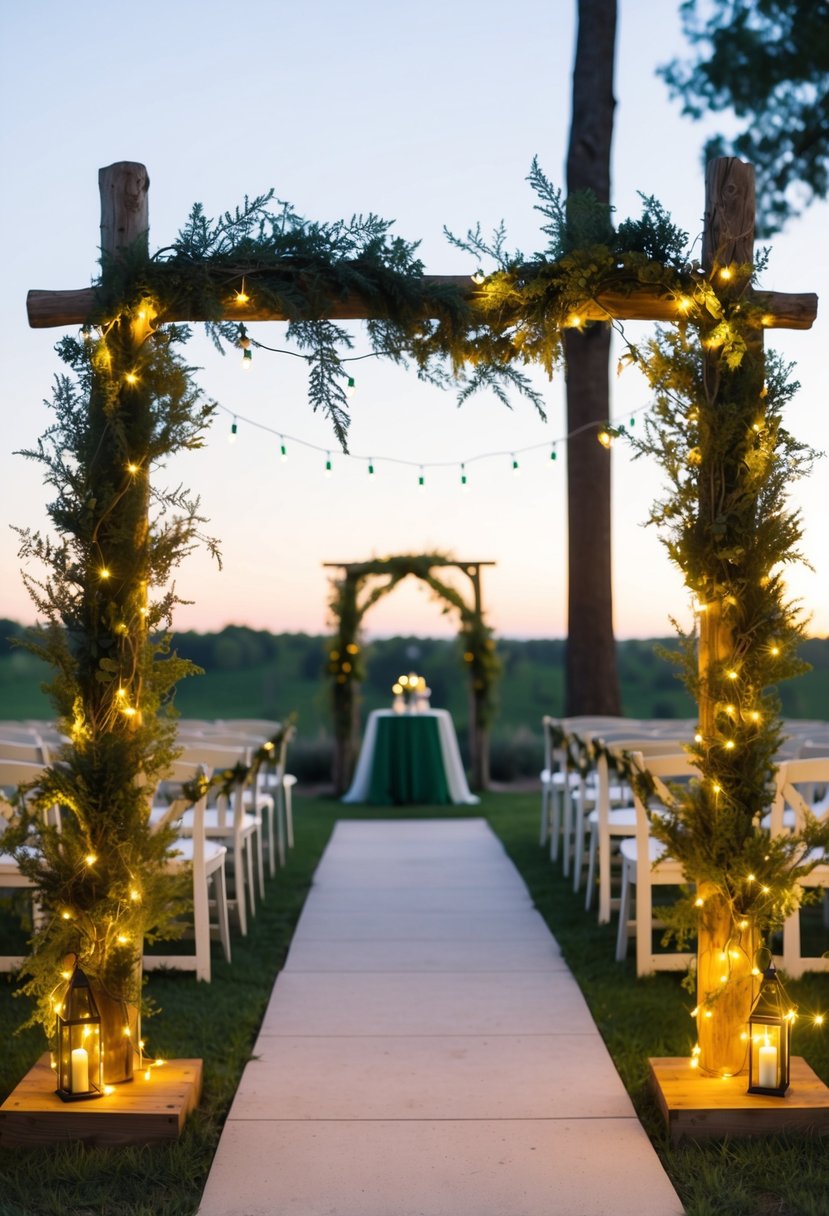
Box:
[598,828,613,926]
[266,798,276,878]
[561,790,574,878]
[616,864,633,962]
[276,788,287,867]
[285,778,295,850]
[585,822,597,912]
[549,786,562,863]
[245,838,257,918]
[193,864,211,985]
[233,844,248,936]
[539,783,550,846]
[255,826,266,900]
[213,863,232,964]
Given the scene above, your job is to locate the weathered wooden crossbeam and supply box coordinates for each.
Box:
[27,279,817,331]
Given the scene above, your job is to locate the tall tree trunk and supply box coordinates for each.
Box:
[564,0,621,717]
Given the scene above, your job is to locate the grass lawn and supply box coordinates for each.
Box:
[0,790,827,1215]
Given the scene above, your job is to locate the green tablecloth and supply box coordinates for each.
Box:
[366,713,452,806]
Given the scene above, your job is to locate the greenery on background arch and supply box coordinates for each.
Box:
[12,157,827,1047]
[326,554,498,788]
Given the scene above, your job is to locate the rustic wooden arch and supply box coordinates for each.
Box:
[324,555,496,794]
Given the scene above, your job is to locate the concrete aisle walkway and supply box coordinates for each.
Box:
[198,819,683,1216]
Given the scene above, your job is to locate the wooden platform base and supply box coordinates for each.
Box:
[0,1054,202,1147]
[650,1056,829,1144]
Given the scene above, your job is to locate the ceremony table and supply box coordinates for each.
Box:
[342,709,479,806]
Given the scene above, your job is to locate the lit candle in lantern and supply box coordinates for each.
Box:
[758,1041,777,1089]
[71,1046,90,1093]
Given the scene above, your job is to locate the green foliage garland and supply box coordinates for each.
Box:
[326,554,499,744]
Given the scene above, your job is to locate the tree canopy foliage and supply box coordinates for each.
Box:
[661,0,829,233]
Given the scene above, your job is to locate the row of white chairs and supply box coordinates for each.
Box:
[0,720,297,983]
[541,716,829,979]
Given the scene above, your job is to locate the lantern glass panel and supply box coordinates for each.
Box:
[56,967,104,1101]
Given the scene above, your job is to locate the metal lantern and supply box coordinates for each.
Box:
[747,963,791,1097]
[56,965,104,1101]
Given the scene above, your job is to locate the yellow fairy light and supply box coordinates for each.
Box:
[689,1056,699,1069]
[719,266,733,281]
[85,853,97,866]
[124,371,138,385]
[61,910,72,920]
[235,279,250,305]
[676,295,692,313]
[725,740,735,751]
[770,644,780,657]
[117,934,129,945]
[694,732,703,744]
[145,1068,152,1081]
[567,314,582,328]
[121,705,137,718]
[99,567,111,580]
[739,919,749,930]
[129,887,140,902]
[704,1010,713,1019]
[53,1000,63,1014]
[761,885,771,895]
[712,782,722,794]
[692,1044,702,1055]
[104,1085,115,1096]
[127,462,139,474]
[123,1025,132,1037]
[597,429,613,449]
[747,874,756,883]
[60,969,72,980]
[727,669,738,681]
[814,1014,825,1027]
[690,1006,699,1017]
[694,897,704,908]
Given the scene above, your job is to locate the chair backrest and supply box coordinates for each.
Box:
[628,751,698,826]
[177,742,251,830]
[770,756,829,836]
[0,738,50,764]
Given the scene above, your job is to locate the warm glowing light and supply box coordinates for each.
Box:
[61,911,72,920]
[739,919,749,930]
[124,371,138,385]
[719,266,733,281]
[676,295,692,313]
[127,462,139,474]
[121,705,137,718]
[814,1015,825,1027]
[471,270,485,285]
[567,314,582,328]
[235,282,250,304]
[770,644,780,657]
[727,670,738,680]
[694,732,703,744]
[129,887,140,902]
[60,969,72,980]
[117,934,129,945]
[85,853,97,866]
[694,898,704,908]
[116,687,127,699]
[99,567,111,580]
[597,429,613,449]
[712,782,722,794]
[145,1068,152,1081]
[725,740,735,751]
[761,885,771,895]
[704,1010,713,1019]
[689,1057,699,1069]
[104,1085,115,1095]
[747,874,756,883]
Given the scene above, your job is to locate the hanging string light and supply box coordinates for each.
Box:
[215,399,649,482]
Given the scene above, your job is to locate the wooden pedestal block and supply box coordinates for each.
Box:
[0,1054,202,1147]
[650,1056,829,1144]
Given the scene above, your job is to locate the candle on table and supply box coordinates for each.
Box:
[71,1046,90,1092]
[758,1042,778,1088]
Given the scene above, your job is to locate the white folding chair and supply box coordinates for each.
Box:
[585,737,689,923]
[615,751,697,976]
[145,760,232,983]
[770,757,829,978]
[177,743,263,935]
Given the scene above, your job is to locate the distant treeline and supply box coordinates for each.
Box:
[4,619,829,732]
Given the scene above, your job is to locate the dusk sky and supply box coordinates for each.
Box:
[1,1,826,642]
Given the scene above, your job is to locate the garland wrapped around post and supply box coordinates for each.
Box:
[325,555,498,793]
[10,165,217,1060]
[628,160,829,1076]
